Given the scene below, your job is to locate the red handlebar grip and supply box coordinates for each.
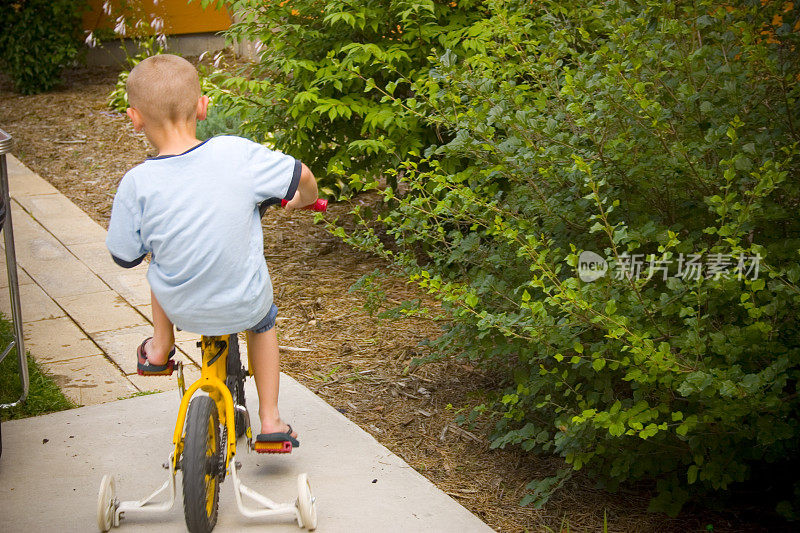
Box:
[310,198,328,211]
[281,198,328,212]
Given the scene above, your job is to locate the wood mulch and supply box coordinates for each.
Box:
[0,65,773,532]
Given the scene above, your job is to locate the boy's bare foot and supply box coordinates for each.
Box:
[254,419,299,453]
[144,337,172,365]
[259,418,298,438]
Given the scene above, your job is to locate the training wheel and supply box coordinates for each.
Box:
[96,474,117,532]
[296,473,317,530]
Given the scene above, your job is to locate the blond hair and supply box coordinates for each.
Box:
[126,54,200,124]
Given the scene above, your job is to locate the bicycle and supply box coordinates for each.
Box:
[96,197,327,533]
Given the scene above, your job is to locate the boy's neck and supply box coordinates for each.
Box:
[145,122,203,157]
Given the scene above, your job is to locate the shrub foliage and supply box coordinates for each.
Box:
[212,0,800,516]
[203,0,488,195]
[0,0,86,94]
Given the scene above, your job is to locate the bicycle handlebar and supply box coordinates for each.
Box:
[259,197,328,218]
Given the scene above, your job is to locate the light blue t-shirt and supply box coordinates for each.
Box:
[106,136,300,335]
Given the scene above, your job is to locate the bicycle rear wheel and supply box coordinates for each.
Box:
[182,395,221,533]
[225,334,247,439]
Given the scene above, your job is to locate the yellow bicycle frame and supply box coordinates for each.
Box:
[171,335,253,470]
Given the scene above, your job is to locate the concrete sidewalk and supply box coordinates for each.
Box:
[1,378,492,532]
[0,155,494,531]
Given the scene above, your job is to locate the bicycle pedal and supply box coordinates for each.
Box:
[253,441,293,454]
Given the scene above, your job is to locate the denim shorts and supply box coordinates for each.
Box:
[248,303,278,334]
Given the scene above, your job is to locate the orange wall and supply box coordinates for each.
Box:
[83,0,231,36]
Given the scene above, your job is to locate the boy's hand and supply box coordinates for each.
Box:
[284,163,319,211]
[281,198,328,211]
[283,195,307,211]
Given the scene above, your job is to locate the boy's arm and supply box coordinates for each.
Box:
[106,180,147,268]
[283,163,318,211]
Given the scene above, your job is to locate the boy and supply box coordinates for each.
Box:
[106,54,318,446]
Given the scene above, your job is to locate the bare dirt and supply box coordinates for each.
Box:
[0,65,773,532]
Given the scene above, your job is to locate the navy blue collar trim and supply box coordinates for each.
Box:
[148,139,211,160]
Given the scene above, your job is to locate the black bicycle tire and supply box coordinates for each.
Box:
[233,375,246,439]
[225,335,247,439]
[182,395,220,533]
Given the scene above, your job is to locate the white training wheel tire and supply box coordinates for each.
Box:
[96,474,116,532]
[296,473,317,530]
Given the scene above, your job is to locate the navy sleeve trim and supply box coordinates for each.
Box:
[111,253,146,269]
[283,159,302,201]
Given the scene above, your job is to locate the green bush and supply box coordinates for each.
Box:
[200,0,800,517]
[0,0,86,94]
[339,0,800,517]
[201,0,488,196]
[196,102,255,141]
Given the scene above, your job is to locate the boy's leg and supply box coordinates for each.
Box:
[246,327,297,438]
[146,290,175,365]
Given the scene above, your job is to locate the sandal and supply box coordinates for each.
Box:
[254,424,299,454]
[136,337,176,376]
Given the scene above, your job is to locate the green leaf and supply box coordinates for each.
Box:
[465,293,478,307]
[687,465,699,484]
[609,422,625,436]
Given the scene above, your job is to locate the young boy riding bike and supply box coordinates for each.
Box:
[106,54,318,448]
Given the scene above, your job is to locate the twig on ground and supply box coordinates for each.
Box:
[279,345,313,352]
[448,424,483,444]
[396,389,423,400]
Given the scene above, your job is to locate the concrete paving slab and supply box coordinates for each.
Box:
[4,154,61,196]
[23,317,105,363]
[174,339,201,366]
[59,290,149,335]
[39,354,137,405]
[8,202,109,297]
[135,308,219,340]
[96,325,144,372]
[99,269,153,306]
[136,303,152,321]
[13,192,109,245]
[0,282,66,322]
[0,251,35,287]
[0,374,493,532]
[94,325,194,375]
[68,241,139,275]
